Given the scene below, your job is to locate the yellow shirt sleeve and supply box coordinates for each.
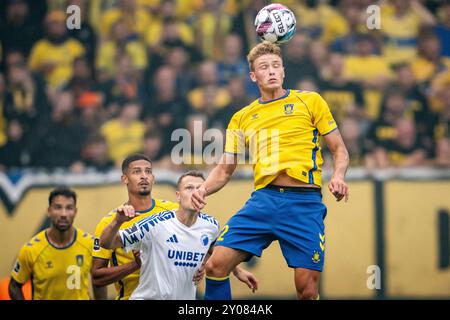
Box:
[93,217,113,260]
[28,41,46,71]
[311,92,338,135]
[11,245,33,284]
[224,110,245,154]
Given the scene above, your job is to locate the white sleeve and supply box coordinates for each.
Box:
[119,223,145,252]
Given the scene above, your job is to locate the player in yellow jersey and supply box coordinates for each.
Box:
[9,187,105,300]
[92,154,202,299]
[192,41,350,300]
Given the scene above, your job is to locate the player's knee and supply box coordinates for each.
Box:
[205,259,229,278]
[296,287,318,300]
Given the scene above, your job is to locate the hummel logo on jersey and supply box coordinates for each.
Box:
[166,234,179,243]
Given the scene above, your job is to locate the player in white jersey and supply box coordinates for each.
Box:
[100,171,258,300]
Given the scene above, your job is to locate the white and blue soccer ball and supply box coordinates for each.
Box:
[254,3,297,44]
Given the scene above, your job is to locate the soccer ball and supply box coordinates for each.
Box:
[254,3,297,44]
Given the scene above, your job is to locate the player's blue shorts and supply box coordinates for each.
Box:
[216,185,327,271]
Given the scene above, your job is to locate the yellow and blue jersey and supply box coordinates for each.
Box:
[224,89,338,189]
[11,228,94,300]
[93,198,178,300]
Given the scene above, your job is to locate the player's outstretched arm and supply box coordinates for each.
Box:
[100,205,137,249]
[8,278,25,300]
[323,129,350,202]
[192,153,238,211]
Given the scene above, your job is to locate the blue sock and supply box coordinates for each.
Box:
[204,276,232,300]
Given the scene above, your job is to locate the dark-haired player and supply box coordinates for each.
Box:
[91,154,181,299]
[9,186,104,300]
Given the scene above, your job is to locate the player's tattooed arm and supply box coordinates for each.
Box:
[8,277,25,300]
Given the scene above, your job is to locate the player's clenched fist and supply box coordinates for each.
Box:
[328,177,349,202]
[191,187,207,212]
[115,205,137,223]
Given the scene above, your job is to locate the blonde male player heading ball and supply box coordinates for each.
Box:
[192,41,350,300]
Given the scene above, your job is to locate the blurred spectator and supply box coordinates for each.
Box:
[0,0,42,61]
[4,61,49,136]
[108,54,146,106]
[217,34,247,85]
[319,53,366,125]
[28,11,85,90]
[343,33,393,119]
[216,33,258,96]
[321,0,359,45]
[81,135,114,172]
[77,92,106,135]
[428,66,450,113]
[389,62,433,141]
[309,40,330,73]
[142,129,177,170]
[434,1,450,57]
[0,119,30,171]
[145,0,194,49]
[188,61,230,116]
[100,100,145,166]
[144,65,190,150]
[297,77,319,92]
[96,18,148,78]
[283,34,320,88]
[410,31,450,83]
[429,83,450,152]
[100,0,152,41]
[366,118,428,169]
[364,91,408,156]
[231,0,269,54]
[381,0,436,65]
[4,50,27,71]
[163,46,194,97]
[330,4,368,54]
[339,117,365,167]
[433,138,450,167]
[29,91,86,170]
[288,0,338,39]
[192,0,232,59]
[65,56,100,105]
[146,17,203,80]
[212,76,254,129]
[67,0,97,67]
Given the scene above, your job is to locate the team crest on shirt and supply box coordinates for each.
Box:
[76,255,84,267]
[312,251,321,264]
[283,104,294,115]
[200,234,209,247]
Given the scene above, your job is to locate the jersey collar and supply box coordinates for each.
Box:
[45,228,77,250]
[135,198,156,214]
[258,89,290,104]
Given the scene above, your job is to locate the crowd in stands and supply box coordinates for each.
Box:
[0,0,449,174]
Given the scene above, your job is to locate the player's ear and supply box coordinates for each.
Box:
[121,174,128,185]
[175,190,180,202]
[249,71,257,82]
